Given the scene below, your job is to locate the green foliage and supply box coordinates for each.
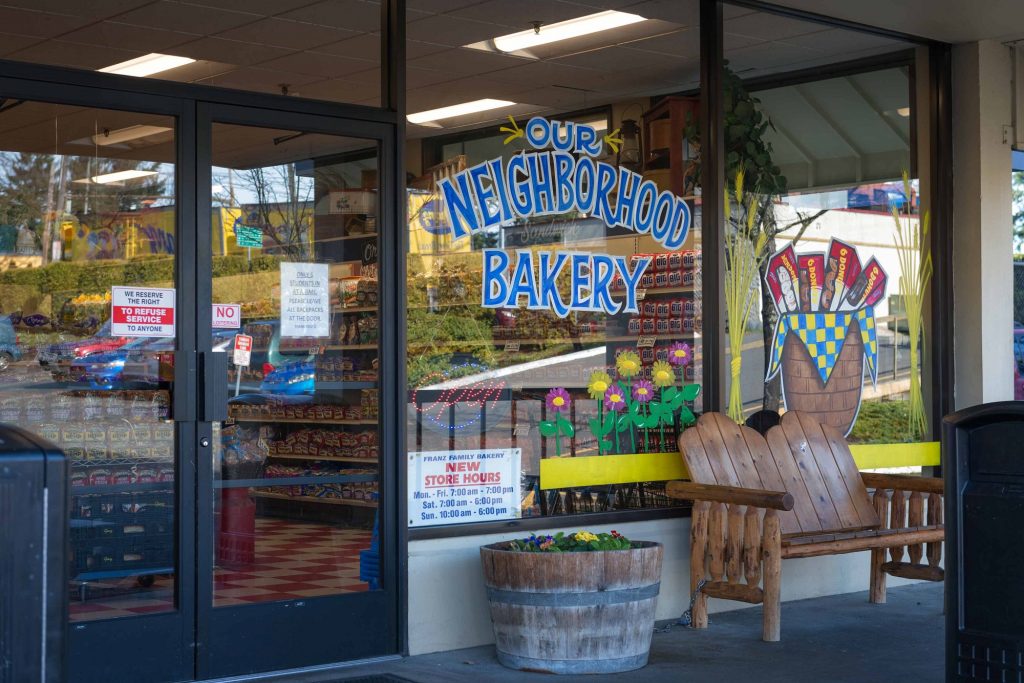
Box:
[507,530,632,553]
[848,400,916,444]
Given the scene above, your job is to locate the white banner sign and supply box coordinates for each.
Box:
[233,334,253,367]
[111,286,175,338]
[280,262,330,338]
[212,303,241,329]
[408,448,521,527]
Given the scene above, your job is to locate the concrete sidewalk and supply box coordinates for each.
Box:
[309,582,943,683]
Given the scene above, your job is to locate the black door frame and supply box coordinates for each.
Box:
[193,101,401,680]
[0,50,404,682]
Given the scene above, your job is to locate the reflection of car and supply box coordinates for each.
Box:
[38,320,130,378]
[236,321,318,395]
[0,316,23,371]
[70,331,235,389]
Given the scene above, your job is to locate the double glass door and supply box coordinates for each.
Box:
[0,80,395,682]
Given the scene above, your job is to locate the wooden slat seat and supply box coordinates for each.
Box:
[668,411,945,641]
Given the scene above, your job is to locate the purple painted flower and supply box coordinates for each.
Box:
[632,379,655,404]
[667,341,692,367]
[604,385,627,412]
[545,387,571,414]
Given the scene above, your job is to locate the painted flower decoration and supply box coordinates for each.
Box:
[586,370,613,400]
[651,360,676,388]
[545,387,571,414]
[632,379,655,404]
[668,341,692,367]
[616,350,642,378]
[604,385,626,412]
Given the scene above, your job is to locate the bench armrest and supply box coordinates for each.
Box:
[666,481,794,511]
[860,473,943,494]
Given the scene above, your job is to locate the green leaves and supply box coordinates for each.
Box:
[681,384,701,402]
[537,420,557,438]
[555,414,574,438]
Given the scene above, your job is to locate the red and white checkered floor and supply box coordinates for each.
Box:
[69,518,372,622]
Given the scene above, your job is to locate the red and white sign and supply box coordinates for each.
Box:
[233,334,253,367]
[111,286,175,338]
[212,303,241,329]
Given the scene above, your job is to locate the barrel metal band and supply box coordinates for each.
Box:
[496,651,649,674]
[485,582,660,607]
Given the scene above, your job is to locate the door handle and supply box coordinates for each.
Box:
[201,351,229,422]
[172,350,197,422]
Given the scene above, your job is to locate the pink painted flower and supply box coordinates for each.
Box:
[604,385,626,412]
[632,379,655,404]
[667,341,692,367]
[545,387,571,414]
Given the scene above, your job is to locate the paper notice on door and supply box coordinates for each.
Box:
[111,286,175,338]
[280,262,330,338]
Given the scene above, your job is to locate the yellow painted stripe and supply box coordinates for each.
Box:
[538,442,940,490]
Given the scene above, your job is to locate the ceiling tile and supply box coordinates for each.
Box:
[256,50,376,78]
[484,59,600,88]
[622,0,698,26]
[194,65,323,93]
[116,1,261,33]
[313,34,383,59]
[621,27,697,57]
[8,40,140,70]
[59,21,199,52]
[725,11,832,41]
[172,36,294,65]
[784,27,909,54]
[280,0,380,32]
[406,14,507,46]
[0,7,86,38]
[216,17,357,50]
[293,77,379,103]
[452,0,596,30]
[179,0,320,15]
[406,0,487,14]
[0,0,152,20]
[0,32,45,57]
[409,48,530,75]
[553,43,682,71]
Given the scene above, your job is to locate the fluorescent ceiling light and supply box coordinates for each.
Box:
[408,98,515,124]
[92,125,173,146]
[491,11,646,53]
[73,169,159,185]
[99,53,195,77]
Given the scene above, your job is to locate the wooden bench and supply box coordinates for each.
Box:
[666,411,944,641]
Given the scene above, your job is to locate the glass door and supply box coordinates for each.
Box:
[195,105,396,678]
[0,89,197,682]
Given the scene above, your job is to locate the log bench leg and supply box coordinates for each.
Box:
[762,509,781,642]
[689,501,710,629]
[869,488,890,604]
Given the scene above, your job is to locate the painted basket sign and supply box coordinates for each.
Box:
[764,239,887,436]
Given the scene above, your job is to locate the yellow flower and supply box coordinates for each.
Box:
[616,351,641,378]
[574,531,598,543]
[651,361,675,388]
[587,370,613,400]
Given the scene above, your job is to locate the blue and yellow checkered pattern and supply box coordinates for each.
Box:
[766,306,878,386]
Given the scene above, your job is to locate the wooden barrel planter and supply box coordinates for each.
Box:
[479,541,663,674]
[781,318,865,435]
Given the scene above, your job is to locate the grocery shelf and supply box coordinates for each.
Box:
[253,491,377,507]
[316,381,377,390]
[268,454,379,464]
[229,416,377,425]
[325,344,378,351]
[70,482,174,495]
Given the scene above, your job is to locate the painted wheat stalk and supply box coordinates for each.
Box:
[725,170,770,422]
[892,171,932,439]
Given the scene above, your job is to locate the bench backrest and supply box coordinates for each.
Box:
[679,411,879,536]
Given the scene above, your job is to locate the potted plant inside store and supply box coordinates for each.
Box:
[480,529,663,674]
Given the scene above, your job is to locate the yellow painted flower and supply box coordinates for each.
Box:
[587,370,613,400]
[615,351,641,378]
[651,361,675,388]
[574,531,598,543]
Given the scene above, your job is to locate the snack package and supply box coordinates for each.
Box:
[766,244,801,314]
[797,253,825,312]
[857,258,889,308]
[820,239,861,311]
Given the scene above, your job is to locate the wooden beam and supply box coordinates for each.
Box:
[782,527,944,559]
[880,561,945,582]
[666,481,795,511]
[703,581,764,604]
[861,472,944,494]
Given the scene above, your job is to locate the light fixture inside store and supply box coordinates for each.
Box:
[73,169,159,185]
[491,11,646,53]
[99,53,195,77]
[91,125,173,146]
[896,107,911,117]
[407,99,516,124]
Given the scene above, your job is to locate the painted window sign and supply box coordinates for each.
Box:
[436,117,692,317]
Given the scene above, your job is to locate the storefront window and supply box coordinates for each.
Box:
[404,2,705,527]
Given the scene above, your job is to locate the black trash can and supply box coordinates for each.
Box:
[943,402,1024,683]
[0,424,66,683]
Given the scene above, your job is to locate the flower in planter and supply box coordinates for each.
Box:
[632,379,655,404]
[604,385,627,411]
[615,350,642,378]
[667,341,692,367]
[651,361,675,388]
[574,531,599,542]
[586,370,613,399]
[507,530,632,552]
[545,387,571,414]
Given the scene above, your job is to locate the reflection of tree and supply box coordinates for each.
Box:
[214,165,314,259]
[1014,171,1024,252]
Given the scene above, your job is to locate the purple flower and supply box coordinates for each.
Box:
[545,387,571,414]
[604,386,627,412]
[632,379,655,404]
[667,341,692,367]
